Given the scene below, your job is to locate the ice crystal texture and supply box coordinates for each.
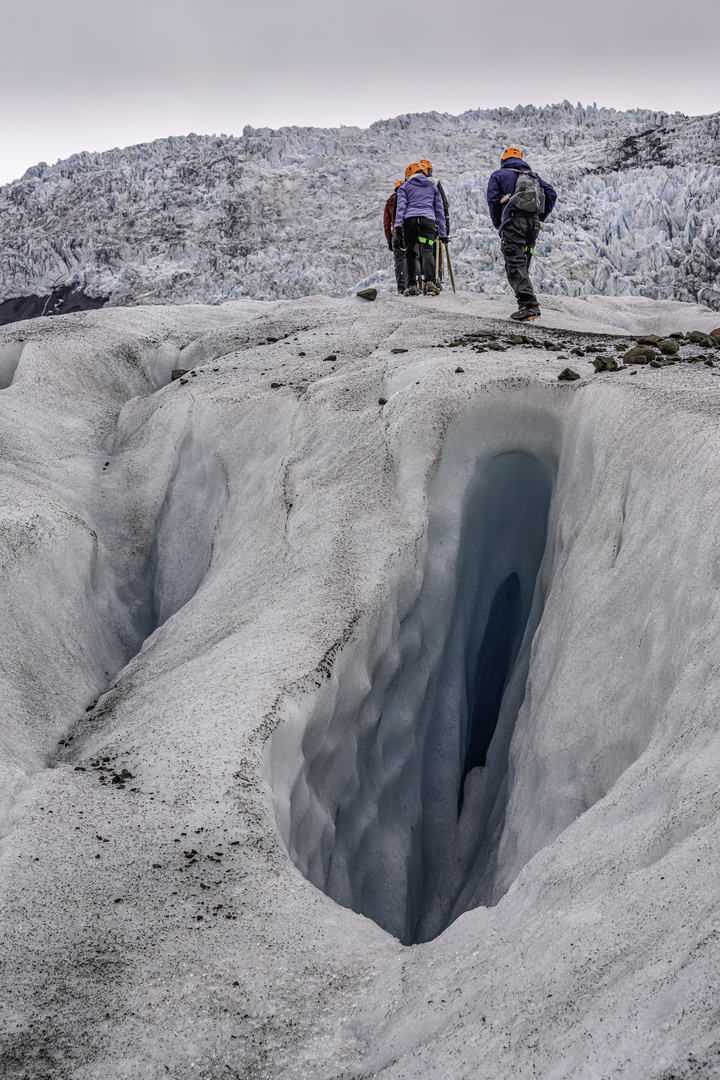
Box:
[1,102,719,311]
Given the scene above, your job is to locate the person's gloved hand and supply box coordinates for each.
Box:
[388,241,393,251]
[441,235,450,244]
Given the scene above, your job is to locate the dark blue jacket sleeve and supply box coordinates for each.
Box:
[539,178,557,222]
[486,172,503,229]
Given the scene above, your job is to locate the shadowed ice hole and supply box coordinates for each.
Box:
[271,450,555,945]
[460,569,522,805]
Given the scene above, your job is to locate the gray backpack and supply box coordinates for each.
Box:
[502,169,546,214]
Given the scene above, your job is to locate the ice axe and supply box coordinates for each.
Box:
[444,238,456,293]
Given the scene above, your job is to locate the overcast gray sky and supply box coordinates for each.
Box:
[1,0,718,186]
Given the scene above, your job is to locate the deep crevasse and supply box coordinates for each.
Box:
[270,401,562,944]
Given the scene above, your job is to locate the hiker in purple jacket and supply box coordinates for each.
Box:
[394,162,447,296]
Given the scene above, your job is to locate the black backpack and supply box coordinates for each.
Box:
[503,169,545,214]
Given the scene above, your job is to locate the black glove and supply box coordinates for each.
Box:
[388,241,393,251]
[441,235,450,244]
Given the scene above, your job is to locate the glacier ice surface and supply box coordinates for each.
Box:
[1,289,720,1078]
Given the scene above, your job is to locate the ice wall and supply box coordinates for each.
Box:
[0,104,719,313]
[0,306,236,836]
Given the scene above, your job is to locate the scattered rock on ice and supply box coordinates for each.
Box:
[592,355,620,371]
[686,330,715,343]
[624,344,656,364]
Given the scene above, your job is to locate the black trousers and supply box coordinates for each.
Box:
[392,229,407,292]
[402,216,438,286]
[500,212,540,308]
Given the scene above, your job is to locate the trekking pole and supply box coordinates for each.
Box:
[445,241,456,293]
[435,237,440,283]
[440,241,445,281]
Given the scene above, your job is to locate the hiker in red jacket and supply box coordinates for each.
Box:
[384,180,407,294]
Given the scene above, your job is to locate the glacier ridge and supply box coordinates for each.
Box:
[0,102,719,313]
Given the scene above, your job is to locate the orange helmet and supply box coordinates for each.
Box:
[419,158,433,174]
[501,146,523,161]
[394,179,403,190]
[405,161,428,180]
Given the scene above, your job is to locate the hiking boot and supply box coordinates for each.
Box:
[510,305,541,322]
[424,280,441,296]
[404,285,420,297]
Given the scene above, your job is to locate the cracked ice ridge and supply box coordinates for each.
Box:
[0,101,719,313]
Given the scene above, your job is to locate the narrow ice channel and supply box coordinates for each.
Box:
[270,433,557,945]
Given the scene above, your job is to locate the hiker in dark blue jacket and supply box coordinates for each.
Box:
[487,147,557,321]
[394,162,447,296]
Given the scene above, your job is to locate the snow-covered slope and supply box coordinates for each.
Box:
[1,290,719,1078]
[1,102,719,314]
